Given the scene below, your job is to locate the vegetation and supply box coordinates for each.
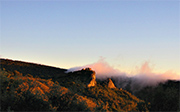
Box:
[0,58,67,79]
[0,69,95,111]
[134,80,180,111]
[4,58,179,111]
[111,75,180,111]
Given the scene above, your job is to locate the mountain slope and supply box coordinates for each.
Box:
[0,58,149,111]
[134,80,180,111]
[0,70,96,111]
[0,58,67,79]
[111,76,180,111]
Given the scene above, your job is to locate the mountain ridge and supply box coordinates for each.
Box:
[1,58,179,111]
[0,58,150,111]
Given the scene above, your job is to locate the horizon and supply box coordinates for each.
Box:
[1,57,180,82]
[1,1,180,76]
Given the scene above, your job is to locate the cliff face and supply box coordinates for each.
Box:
[65,68,97,88]
[87,78,96,87]
[81,68,96,87]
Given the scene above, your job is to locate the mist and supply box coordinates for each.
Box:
[67,58,180,91]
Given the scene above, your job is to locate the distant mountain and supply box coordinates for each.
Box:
[0,58,149,111]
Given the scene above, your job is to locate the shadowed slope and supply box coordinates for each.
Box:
[0,58,67,79]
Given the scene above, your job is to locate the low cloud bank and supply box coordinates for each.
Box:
[67,58,180,91]
[67,58,126,79]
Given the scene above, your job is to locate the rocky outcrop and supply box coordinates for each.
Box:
[84,68,96,87]
[105,78,116,89]
[87,78,96,87]
[73,68,96,87]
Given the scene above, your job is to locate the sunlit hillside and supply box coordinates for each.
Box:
[0,58,149,111]
[1,58,179,111]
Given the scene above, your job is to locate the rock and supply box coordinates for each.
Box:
[87,78,96,87]
[77,68,96,87]
[106,78,116,89]
[68,68,97,87]
[84,68,96,87]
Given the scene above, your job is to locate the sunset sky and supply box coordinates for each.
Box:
[1,1,180,75]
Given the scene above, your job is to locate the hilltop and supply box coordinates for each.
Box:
[0,58,149,111]
[0,58,67,79]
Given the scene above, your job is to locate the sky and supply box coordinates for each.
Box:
[1,1,180,75]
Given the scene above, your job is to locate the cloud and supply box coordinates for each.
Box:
[67,57,126,79]
[67,58,180,90]
[133,62,180,86]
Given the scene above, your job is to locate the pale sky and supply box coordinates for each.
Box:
[1,1,180,74]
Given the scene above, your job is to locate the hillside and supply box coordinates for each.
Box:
[111,76,180,111]
[0,58,67,79]
[0,58,149,111]
[134,80,180,111]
